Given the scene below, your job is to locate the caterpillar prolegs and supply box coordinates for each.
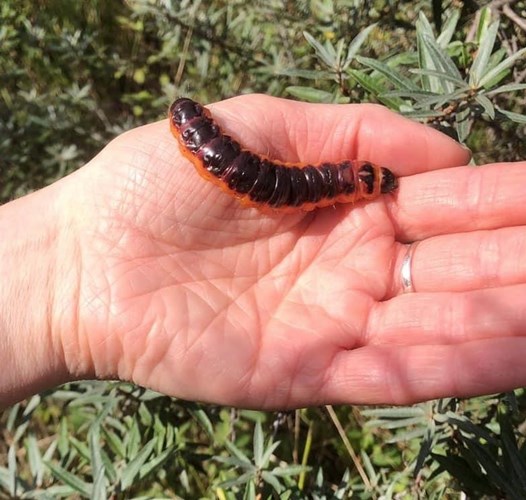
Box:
[169,97,398,211]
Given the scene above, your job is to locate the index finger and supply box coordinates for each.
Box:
[209,95,471,176]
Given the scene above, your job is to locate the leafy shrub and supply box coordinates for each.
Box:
[1,0,526,498]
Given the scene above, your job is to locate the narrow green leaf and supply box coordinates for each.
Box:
[120,438,156,490]
[410,68,466,87]
[413,87,470,109]
[189,407,214,438]
[348,69,403,109]
[271,464,310,477]
[417,11,436,39]
[30,484,80,497]
[455,107,473,143]
[381,89,437,100]
[25,435,44,486]
[6,404,20,432]
[414,429,436,476]
[367,416,427,430]
[100,447,117,485]
[13,421,29,444]
[324,38,338,62]
[486,83,526,96]
[401,109,446,120]
[89,424,106,498]
[253,422,264,467]
[362,406,425,418]
[478,47,526,88]
[259,441,281,469]
[343,23,377,69]
[138,402,153,426]
[0,467,10,491]
[476,6,493,43]
[70,436,91,462]
[125,417,141,459]
[261,471,284,493]
[387,427,429,443]
[102,428,126,459]
[303,31,337,68]
[42,440,58,463]
[58,418,70,458]
[475,94,495,119]
[91,465,107,500]
[285,86,334,103]
[22,394,41,417]
[139,445,178,479]
[497,108,526,124]
[421,34,464,82]
[360,451,378,483]
[275,68,335,80]
[469,20,499,86]
[219,470,255,489]
[334,38,346,68]
[214,455,256,470]
[8,445,17,497]
[244,478,257,500]
[224,440,253,467]
[437,10,461,47]
[45,461,92,497]
[356,56,419,90]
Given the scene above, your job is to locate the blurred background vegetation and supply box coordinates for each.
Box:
[1,0,526,498]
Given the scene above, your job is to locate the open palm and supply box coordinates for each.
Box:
[57,94,526,409]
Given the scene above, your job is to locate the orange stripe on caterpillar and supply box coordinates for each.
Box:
[169,97,398,211]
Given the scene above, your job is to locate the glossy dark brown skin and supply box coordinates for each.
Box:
[169,97,398,211]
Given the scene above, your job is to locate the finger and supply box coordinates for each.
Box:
[210,95,471,175]
[368,283,526,347]
[388,226,526,296]
[324,338,526,405]
[389,162,526,242]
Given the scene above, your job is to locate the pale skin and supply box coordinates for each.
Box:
[2,94,526,409]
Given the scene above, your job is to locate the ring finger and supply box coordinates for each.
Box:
[388,225,526,297]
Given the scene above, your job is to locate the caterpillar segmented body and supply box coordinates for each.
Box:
[169,97,398,211]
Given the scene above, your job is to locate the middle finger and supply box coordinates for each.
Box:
[388,162,526,242]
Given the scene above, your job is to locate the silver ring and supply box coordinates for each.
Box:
[401,242,418,293]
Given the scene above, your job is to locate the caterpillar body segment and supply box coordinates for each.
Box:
[169,97,398,211]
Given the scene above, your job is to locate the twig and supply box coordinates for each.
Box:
[502,4,526,32]
[325,405,372,490]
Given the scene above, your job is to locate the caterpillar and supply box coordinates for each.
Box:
[169,97,398,211]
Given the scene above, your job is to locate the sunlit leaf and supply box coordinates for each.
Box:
[348,69,403,108]
[45,461,92,496]
[478,47,526,88]
[303,31,336,68]
[343,23,377,70]
[469,20,499,87]
[496,108,526,124]
[120,438,156,490]
[475,94,495,119]
[356,56,419,90]
[285,86,334,103]
[436,10,460,47]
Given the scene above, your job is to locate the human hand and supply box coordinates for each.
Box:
[2,94,524,409]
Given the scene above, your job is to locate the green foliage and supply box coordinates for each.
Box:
[2,0,526,497]
[293,6,526,149]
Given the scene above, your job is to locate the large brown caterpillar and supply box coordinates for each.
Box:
[169,97,398,211]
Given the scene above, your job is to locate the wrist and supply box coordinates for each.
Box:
[0,183,76,406]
